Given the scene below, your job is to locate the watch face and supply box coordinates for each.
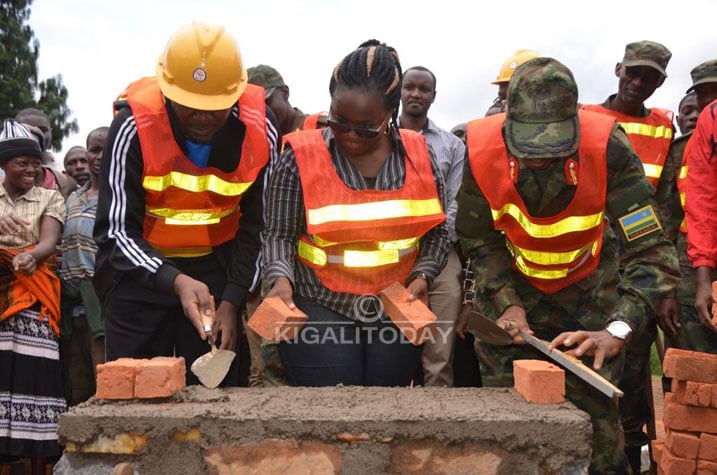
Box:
[608,322,631,339]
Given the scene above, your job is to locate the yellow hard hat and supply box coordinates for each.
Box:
[491,49,542,85]
[156,21,248,111]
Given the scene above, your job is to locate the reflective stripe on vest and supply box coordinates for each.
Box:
[491,203,605,238]
[145,206,237,225]
[143,171,253,196]
[467,110,612,294]
[308,198,443,226]
[618,122,673,140]
[298,239,418,268]
[641,163,663,181]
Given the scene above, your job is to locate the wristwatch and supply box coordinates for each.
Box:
[408,271,428,285]
[605,321,633,340]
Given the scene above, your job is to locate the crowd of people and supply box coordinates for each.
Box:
[1,20,716,475]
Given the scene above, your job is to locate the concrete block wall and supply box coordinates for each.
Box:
[56,386,592,474]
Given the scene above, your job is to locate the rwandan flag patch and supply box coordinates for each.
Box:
[618,205,661,241]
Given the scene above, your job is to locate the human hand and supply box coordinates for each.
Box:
[266,276,296,310]
[0,212,31,236]
[407,276,429,306]
[549,329,625,370]
[495,305,532,344]
[172,274,214,336]
[214,300,238,351]
[695,267,716,332]
[455,304,473,340]
[12,252,36,275]
[656,296,680,336]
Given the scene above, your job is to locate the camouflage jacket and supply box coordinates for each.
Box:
[456,124,681,333]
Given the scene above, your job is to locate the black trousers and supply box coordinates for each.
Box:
[100,254,240,386]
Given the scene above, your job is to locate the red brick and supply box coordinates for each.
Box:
[665,392,674,404]
[712,281,717,327]
[134,357,185,398]
[247,296,308,342]
[513,359,565,404]
[713,384,717,409]
[652,439,665,464]
[661,449,697,474]
[663,402,717,434]
[96,358,143,400]
[666,430,701,460]
[684,381,715,407]
[380,282,437,346]
[697,459,717,475]
[700,433,717,462]
[663,348,717,384]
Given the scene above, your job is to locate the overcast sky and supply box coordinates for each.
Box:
[28,0,717,159]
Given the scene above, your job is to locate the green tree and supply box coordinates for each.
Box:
[0,0,77,150]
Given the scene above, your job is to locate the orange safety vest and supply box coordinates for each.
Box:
[467,110,614,294]
[581,104,673,188]
[677,134,695,234]
[289,128,446,294]
[302,112,327,130]
[125,77,270,256]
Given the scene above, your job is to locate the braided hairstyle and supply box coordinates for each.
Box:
[329,39,403,128]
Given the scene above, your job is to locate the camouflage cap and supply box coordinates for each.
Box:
[504,57,579,160]
[621,41,671,77]
[246,64,286,98]
[686,59,717,93]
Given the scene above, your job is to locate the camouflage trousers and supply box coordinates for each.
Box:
[474,302,628,474]
[666,304,717,354]
[618,317,657,448]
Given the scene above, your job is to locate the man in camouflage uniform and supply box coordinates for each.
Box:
[661,62,717,368]
[247,64,328,136]
[456,57,681,474]
[581,40,676,473]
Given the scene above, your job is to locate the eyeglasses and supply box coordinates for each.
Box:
[327,113,389,139]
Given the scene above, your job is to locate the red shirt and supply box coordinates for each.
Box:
[685,99,717,269]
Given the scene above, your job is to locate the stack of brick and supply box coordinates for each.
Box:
[651,348,717,474]
[96,356,186,400]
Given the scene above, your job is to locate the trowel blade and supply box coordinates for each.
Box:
[467,311,514,346]
[190,348,236,389]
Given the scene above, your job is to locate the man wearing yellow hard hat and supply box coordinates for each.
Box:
[485,49,542,116]
[93,21,280,386]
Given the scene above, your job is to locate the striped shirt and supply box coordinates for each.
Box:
[0,185,65,249]
[408,118,466,242]
[59,182,97,281]
[262,127,450,320]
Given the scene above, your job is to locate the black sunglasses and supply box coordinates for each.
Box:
[327,114,389,139]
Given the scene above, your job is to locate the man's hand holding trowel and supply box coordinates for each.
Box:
[173,274,236,350]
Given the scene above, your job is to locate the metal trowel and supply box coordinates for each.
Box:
[467,311,623,399]
[190,303,236,389]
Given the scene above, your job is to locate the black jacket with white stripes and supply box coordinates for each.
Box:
[93,97,281,309]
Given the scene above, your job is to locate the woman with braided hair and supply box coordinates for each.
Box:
[261,40,450,386]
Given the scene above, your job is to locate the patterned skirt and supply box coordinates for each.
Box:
[0,306,67,458]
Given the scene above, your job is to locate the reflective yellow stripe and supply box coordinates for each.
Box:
[680,193,686,206]
[491,203,603,238]
[298,241,415,268]
[618,122,673,140]
[308,198,442,226]
[152,246,212,258]
[514,255,569,279]
[312,235,419,251]
[679,166,688,179]
[146,206,236,225]
[344,249,399,267]
[642,163,663,179]
[298,240,327,266]
[143,172,252,196]
[507,241,597,265]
